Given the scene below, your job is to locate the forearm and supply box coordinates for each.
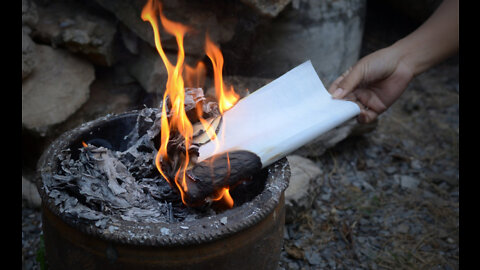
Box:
[392,0,459,76]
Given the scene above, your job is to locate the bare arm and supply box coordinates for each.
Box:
[396,0,459,76]
[328,0,458,123]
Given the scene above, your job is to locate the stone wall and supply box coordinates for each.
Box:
[235,0,366,86]
[22,0,369,206]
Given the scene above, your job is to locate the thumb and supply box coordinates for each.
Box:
[331,63,365,99]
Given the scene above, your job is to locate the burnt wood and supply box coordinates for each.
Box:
[183,150,262,206]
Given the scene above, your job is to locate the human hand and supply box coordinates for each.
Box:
[328,0,458,124]
[328,46,414,124]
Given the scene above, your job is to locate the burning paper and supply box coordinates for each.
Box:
[196,60,361,167]
[40,0,363,228]
[141,0,360,208]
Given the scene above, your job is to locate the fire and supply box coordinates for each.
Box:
[209,187,234,208]
[141,0,238,208]
[142,0,192,203]
[205,34,240,114]
[184,61,206,88]
[213,152,234,208]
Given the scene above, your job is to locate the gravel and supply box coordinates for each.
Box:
[277,2,458,270]
[22,201,42,270]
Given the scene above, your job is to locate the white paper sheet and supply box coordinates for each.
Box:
[197,60,361,167]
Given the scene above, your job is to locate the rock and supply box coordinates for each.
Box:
[241,0,366,86]
[356,236,368,245]
[22,176,41,208]
[395,223,410,234]
[240,0,292,17]
[384,166,397,175]
[304,249,322,265]
[396,175,420,190]
[220,217,228,225]
[53,67,145,134]
[119,23,139,55]
[22,45,94,134]
[285,155,322,222]
[285,245,304,260]
[22,29,36,80]
[93,0,154,50]
[128,43,170,94]
[22,0,38,79]
[320,193,331,201]
[287,262,300,270]
[22,0,38,29]
[410,159,423,170]
[93,0,238,57]
[32,1,117,66]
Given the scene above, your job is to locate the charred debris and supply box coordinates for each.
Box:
[45,88,263,228]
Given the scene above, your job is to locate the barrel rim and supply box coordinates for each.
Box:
[36,110,290,247]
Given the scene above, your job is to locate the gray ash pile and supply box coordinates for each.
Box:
[41,89,264,229]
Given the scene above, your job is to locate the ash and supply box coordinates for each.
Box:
[46,96,220,228]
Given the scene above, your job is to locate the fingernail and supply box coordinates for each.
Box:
[332,88,344,98]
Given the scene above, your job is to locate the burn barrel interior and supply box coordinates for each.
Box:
[36,110,290,270]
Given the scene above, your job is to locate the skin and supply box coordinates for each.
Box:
[328,0,459,124]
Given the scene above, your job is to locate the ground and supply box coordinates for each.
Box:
[22,1,458,269]
[278,1,459,269]
[278,55,459,269]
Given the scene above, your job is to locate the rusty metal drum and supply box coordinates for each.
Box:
[36,111,290,270]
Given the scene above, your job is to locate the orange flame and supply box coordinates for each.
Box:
[184,61,206,88]
[142,0,191,202]
[142,0,238,208]
[209,187,234,208]
[205,35,240,114]
[208,152,233,208]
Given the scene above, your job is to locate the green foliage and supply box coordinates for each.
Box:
[36,235,47,270]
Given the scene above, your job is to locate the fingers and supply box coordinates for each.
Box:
[357,108,378,124]
[330,63,365,99]
[343,92,378,124]
[354,88,388,115]
[328,67,351,94]
[352,88,389,124]
[334,89,380,124]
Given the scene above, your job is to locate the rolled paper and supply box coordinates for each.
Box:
[196,60,361,168]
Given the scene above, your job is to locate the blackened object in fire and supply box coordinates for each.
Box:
[184,150,262,206]
[40,109,269,228]
[37,109,290,269]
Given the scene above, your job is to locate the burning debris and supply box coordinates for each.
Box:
[41,0,360,230]
[141,0,245,207]
[42,0,268,228]
[182,150,261,207]
[46,87,264,227]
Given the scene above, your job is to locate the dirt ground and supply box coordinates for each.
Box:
[278,1,459,269]
[278,56,459,269]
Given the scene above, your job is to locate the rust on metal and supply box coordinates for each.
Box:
[41,195,285,270]
[37,111,290,270]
